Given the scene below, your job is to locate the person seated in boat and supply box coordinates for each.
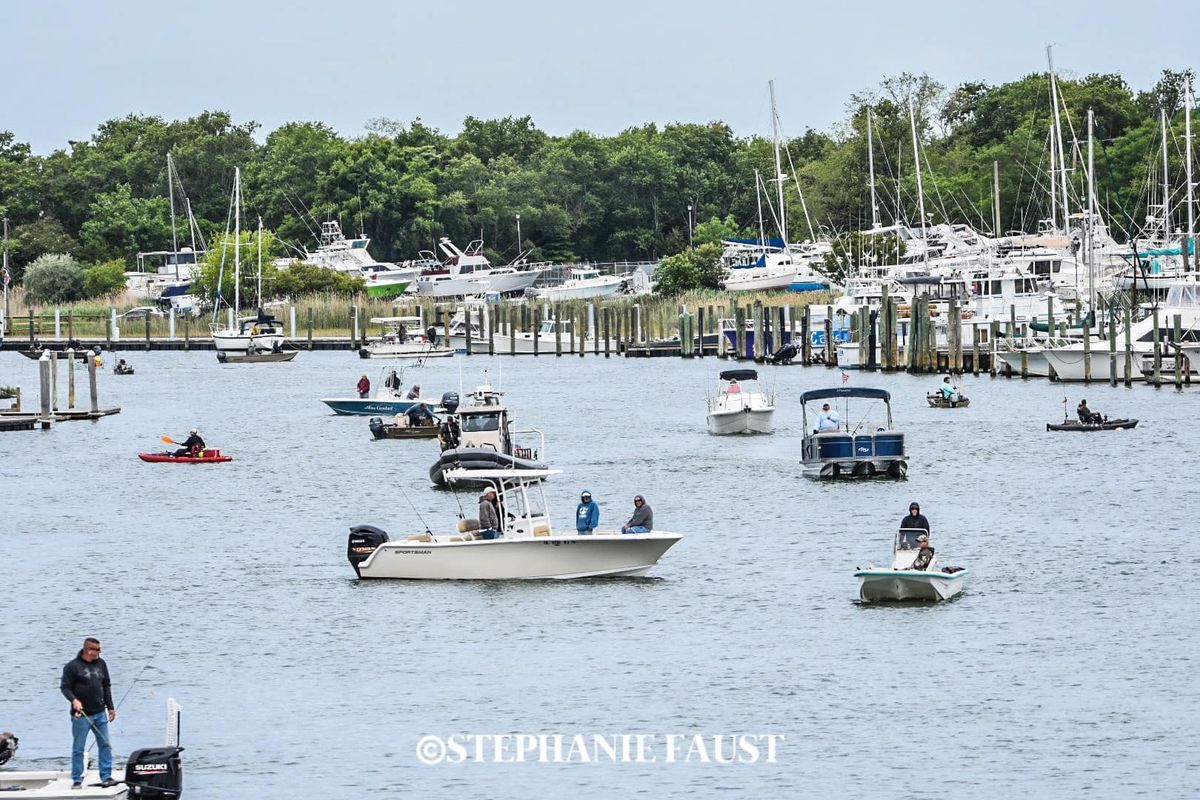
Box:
[939,376,958,401]
[173,429,205,457]
[899,502,930,534]
[406,403,433,427]
[816,403,840,432]
[1076,399,1103,424]
[621,495,652,534]
[357,374,371,399]
[909,534,935,571]
[272,340,282,353]
[478,487,502,539]
[407,384,421,400]
[115,358,129,372]
[726,380,742,394]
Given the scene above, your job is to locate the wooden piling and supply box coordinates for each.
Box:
[824,305,834,367]
[1108,308,1117,387]
[1123,305,1133,386]
[183,317,190,350]
[1151,306,1161,387]
[1173,314,1183,390]
[67,349,76,408]
[144,315,151,350]
[87,353,99,413]
[39,354,51,422]
[603,307,611,358]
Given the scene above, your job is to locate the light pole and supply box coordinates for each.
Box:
[2,217,9,335]
[687,204,693,248]
[515,213,521,253]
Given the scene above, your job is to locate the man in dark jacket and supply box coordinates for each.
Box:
[478,487,502,539]
[622,495,653,533]
[60,638,118,789]
[899,502,930,534]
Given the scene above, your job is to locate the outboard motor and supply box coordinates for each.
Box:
[124,746,184,799]
[368,417,385,439]
[0,731,18,766]
[348,525,390,577]
[770,343,798,365]
[441,391,460,414]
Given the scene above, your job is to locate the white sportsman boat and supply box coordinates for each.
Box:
[359,317,453,359]
[706,368,775,435]
[347,469,682,580]
[530,267,626,301]
[855,527,968,602]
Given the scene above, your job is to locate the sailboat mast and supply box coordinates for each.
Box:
[754,170,766,248]
[234,167,241,313]
[769,80,787,243]
[257,216,264,308]
[993,160,1002,236]
[908,98,928,268]
[1186,86,1195,251]
[867,108,880,229]
[167,152,179,256]
[1047,46,1071,232]
[1048,124,1059,229]
[1087,109,1096,311]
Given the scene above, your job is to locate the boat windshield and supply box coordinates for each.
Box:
[461,412,501,432]
[897,528,926,550]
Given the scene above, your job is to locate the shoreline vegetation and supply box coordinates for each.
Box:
[0,69,1193,302]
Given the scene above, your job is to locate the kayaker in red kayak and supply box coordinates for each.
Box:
[173,429,205,457]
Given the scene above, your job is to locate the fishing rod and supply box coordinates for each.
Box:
[77,659,154,756]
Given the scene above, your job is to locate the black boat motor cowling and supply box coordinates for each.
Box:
[441,391,460,414]
[0,731,17,765]
[125,746,184,799]
[368,417,385,438]
[348,525,390,576]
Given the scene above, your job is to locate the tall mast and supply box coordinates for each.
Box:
[1087,109,1096,310]
[993,160,1001,236]
[234,167,241,314]
[769,80,787,243]
[257,216,264,308]
[1047,46,1071,232]
[754,170,766,248]
[1161,108,1171,243]
[867,108,880,229]
[1186,86,1195,251]
[1048,124,1058,229]
[908,97,929,268]
[167,152,179,256]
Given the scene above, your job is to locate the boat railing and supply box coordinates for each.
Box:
[510,427,545,463]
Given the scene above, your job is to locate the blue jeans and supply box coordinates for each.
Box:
[623,526,649,534]
[71,711,112,783]
[479,529,501,540]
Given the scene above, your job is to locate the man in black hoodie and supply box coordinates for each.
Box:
[899,502,930,534]
[60,638,118,789]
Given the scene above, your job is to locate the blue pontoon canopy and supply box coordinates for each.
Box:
[719,369,759,381]
[799,387,891,403]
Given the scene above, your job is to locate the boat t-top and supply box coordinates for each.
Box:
[428,383,546,486]
[347,469,681,579]
[854,527,969,601]
[799,387,907,478]
[706,368,775,435]
[358,317,453,359]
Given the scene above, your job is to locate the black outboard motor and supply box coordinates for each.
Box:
[125,746,184,799]
[0,731,17,766]
[441,391,460,414]
[348,525,390,577]
[368,417,385,439]
[770,342,798,365]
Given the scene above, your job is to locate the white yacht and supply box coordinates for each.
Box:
[347,469,682,580]
[530,266,626,300]
[416,238,541,297]
[706,368,775,435]
[297,221,418,298]
[470,317,596,354]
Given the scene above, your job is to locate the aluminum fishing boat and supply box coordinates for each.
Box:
[706,369,775,434]
[347,469,681,580]
[855,527,969,601]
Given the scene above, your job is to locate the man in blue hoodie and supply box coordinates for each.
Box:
[60,637,118,789]
[576,490,600,534]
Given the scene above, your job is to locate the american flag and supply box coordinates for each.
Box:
[1062,395,1068,405]
[841,371,850,384]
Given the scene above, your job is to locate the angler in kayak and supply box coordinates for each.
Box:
[173,428,206,457]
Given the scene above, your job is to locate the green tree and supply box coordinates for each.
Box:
[78,184,172,265]
[6,217,80,280]
[82,259,129,298]
[693,214,743,245]
[273,261,365,298]
[23,253,85,304]
[191,229,285,308]
[654,242,723,296]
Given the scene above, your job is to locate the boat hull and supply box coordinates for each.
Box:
[364,279,412,298]
[706,407,775,435]
[138,452,232,463]
[357,532,681,580]
[0,768,127,798]
[855,568,968,601]
[1046,419,1138,432]
[216,350,297,363]
[358,344,454,359]
[995,349,1052,377]
[212,331,285,352]
[533,277,625,301]
[321,398,424,416]
[926,393,969,408]
[469,335,599,354]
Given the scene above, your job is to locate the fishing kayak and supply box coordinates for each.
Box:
[138,449,232,463]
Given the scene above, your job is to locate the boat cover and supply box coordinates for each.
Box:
[799,387,890,403]
[719,369,759,381]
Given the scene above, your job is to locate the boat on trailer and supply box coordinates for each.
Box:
[799,387,907,479]
[347,468,682,580]
[855,527,969,602]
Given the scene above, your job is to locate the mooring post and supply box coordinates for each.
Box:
[55,308,61,340]
[50,351,58,412]
[144,315,151,351]
[1083,319,1092,383]
[823,306,834,367]
[1108,307,1117,387]
[39,352,52,424]
[603,307,611,358]
[1152,306,1161,387]
[1123,305,1133,386]
[350,304,358,348]
[1173,314,1183,389]
[87,352,99,414]
[67,309,74,342]
[67,348,76,408]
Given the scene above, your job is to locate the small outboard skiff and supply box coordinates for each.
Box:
[348,469,681,580]
[855,527,969,602]
[369,410,440,439]
[926,391,969,408]
[1046,417,1138,432]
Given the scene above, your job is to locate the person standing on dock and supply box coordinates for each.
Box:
[817,403,840,432]
[60,638,118,790]
[357,374,371,399]
[622,495,652,533]
[576,490,600,535]
[900,502,929,534]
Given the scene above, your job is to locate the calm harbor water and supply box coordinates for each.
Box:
[2,349,1199,798]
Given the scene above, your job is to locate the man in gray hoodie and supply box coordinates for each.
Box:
[621,495,653,533]
[60,637,118,789]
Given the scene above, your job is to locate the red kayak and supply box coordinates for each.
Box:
[138,449,232,464]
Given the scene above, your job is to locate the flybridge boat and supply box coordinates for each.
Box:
[359,317,453,359]
[429,383,546,486]
[416,238,542,297]
[347,469,682,580]
[855,527,969,602]
[320,367,431,416]
[706,369,775,435]
[296,221,417,298]
[799,387,906,479]
[529,267,626,300]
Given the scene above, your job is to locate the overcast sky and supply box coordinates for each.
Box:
[4,0,1196,154]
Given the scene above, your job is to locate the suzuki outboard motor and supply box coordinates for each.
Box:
[348,525,390,576]
[0,731,17,766]
[125,746,184,799]
[441,391,460,414]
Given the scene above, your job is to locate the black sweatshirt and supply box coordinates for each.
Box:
[60,652,114,716]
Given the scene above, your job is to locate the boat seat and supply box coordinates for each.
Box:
[532,522,551,537]
[449,534,477,542]
[458,518,480,533]
[405,533,433,543]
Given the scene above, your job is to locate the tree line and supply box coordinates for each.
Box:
[0,67,1194,301]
